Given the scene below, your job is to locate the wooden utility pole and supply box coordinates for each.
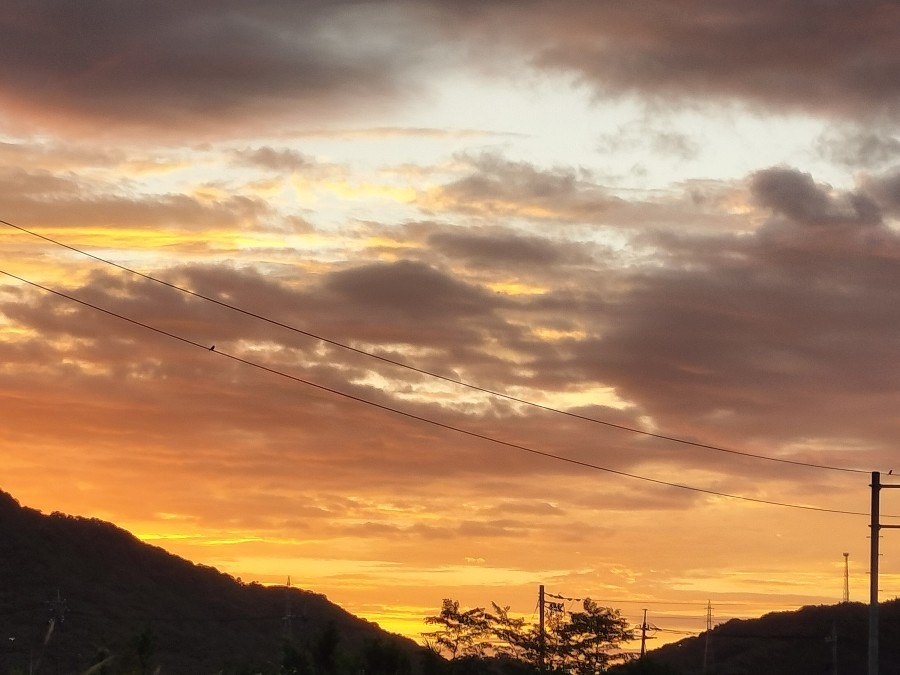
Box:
[843,552,850,603]
[870,472,879,675]
[539,584,546,671]
[869,471,900,675]
[640,608,649,657]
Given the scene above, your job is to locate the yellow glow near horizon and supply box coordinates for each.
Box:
[531,326,587,341]
[486,280,548,296]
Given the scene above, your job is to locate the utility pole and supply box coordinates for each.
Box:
[843,553,850,603]
[640,608,649,658]
[539,584,546,672]
[869,471,900,675]
[702,600,712,675]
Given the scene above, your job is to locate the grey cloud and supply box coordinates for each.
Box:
[751,167,881,227]
[860,169,900,214]
[517,0,900,118]
[231,146,315,173]
[460,154,590,200]
[324,259,504,321]
[3,0,900,138]
[0,1,443,135]
[13,155,900,488]
[817,129,900,169]
[0,166,273,231]
[651,132,700,160]
[427,230,591,268]
[424,154,612,221]
[565,187,900,455]
[1,258,669,487]
[598,126,700,162]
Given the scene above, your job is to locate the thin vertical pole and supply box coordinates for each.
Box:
[843,552,850,603]
[539,584,546,671]
[869,471,880,675]
[703,600,711,675]
[640,608,648,657]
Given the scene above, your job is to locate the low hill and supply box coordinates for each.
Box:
[613,599,900,675]
[0,490,429,674]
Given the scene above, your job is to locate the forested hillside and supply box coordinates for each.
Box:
[0,491,426,674]
[613,600,900,675]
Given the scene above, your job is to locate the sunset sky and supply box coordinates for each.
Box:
[3,0,900,649]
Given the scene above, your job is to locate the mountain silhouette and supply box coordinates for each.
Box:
[614,599,900,675]
[0,490,428,674]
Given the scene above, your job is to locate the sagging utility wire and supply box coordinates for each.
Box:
[0,267,883,517]
[0,218,871,476]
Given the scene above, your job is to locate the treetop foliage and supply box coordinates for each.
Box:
[423,596,634,674]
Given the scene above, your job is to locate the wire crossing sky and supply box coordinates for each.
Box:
[2,0,900,646]
[0,218,873,476]
[0,265,881,518]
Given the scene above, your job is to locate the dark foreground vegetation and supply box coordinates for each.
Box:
[420,597,900,675]
[422,597,634,673]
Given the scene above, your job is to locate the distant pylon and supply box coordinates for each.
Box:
[843,552,850,603]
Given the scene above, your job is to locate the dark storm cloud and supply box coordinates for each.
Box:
[505,0,900,118]
[5,1,896,136]
[0,0,439,135]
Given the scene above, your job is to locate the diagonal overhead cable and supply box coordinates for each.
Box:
[0,219,870,475]
[0,267,885,517]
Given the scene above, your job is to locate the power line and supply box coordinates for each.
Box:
[546,595,763,610]
[0,218,871,476]
[0,267,883,518]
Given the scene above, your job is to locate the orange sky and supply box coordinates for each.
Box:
[3,0,900,652]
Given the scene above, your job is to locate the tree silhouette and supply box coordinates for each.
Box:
[557,599,634,673]
[424,597,634,673]
[423,599,492,659]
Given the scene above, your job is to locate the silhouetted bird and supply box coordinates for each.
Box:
[209,345,215,351]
